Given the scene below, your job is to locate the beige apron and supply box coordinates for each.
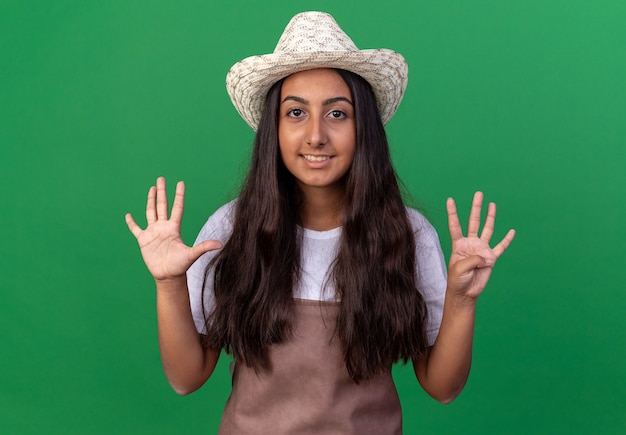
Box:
[218,299,402,434]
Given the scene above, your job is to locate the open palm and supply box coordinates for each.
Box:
[125,177,221,282]
[446,192,515,300]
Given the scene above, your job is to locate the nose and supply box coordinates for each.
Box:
[305,115,327,148]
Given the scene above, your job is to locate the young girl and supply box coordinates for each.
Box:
[126,11,515,434]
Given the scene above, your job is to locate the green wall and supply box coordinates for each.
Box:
[2,0,624,433]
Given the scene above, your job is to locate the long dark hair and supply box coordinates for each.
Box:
[202,69,428,382]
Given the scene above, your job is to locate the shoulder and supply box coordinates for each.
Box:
[195,199,238,244]
[404,206,439,246]
[212,198,238,224]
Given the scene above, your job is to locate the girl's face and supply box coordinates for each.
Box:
[278,68,356,196]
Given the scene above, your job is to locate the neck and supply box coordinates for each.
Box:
[298,184,345,231]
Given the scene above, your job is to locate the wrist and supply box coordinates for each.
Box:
[445,288,479,312]
[155,275,188,293]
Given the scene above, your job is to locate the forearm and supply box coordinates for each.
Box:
[414,290,477,404]
[156,276,219,395]
[413,192,515,403]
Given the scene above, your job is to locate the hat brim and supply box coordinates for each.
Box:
[226,49,408,131]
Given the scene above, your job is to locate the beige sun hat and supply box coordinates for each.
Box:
[226,11,408,131]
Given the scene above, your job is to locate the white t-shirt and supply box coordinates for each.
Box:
[187,200,447,345]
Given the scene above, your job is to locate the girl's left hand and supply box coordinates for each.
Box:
[446,192,516,302]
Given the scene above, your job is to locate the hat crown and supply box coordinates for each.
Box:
[274,12,359,54]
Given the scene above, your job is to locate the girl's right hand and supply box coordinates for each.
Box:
[125,177,222,283]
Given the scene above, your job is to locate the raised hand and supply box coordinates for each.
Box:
[125,177,222,282]
[446,192,515,301]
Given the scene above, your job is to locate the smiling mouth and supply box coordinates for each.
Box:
[302,155,331,162]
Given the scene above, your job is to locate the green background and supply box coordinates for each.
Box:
[2,0,624,433]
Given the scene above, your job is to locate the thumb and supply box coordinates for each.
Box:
[188,240,223,263]
[451,255,492,276]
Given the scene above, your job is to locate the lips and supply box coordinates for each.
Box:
[302,154,331,162]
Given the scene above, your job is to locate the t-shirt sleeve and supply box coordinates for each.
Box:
[187,200,236,334]
[407,208,448,346]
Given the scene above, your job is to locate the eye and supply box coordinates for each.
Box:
[287,108,304,118]
[328,110,346,119]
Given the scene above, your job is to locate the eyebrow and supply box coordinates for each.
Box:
[281,96,353,106]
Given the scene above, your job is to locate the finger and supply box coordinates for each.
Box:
[156,176,168,220]
[145,186,157,224]
[467,191,484,238]
[188,240,223,263]
[480,202,496,243]
[492,229,516,258]
[170,181,185,224]
[125,213,143,239]
[447,197,464,241]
